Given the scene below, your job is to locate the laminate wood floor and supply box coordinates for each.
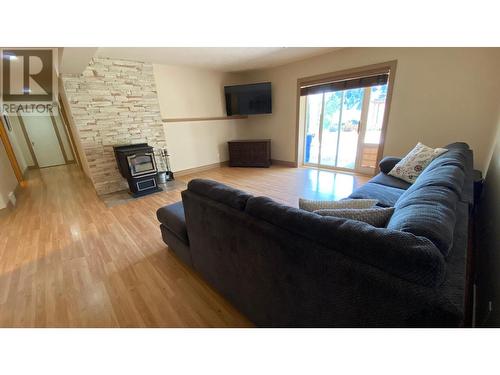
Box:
[0,164,368,327]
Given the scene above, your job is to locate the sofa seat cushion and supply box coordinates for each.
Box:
[156,201,189,244]
[187,179,253,210]
[348,182,406,207]
[245,196,446,287]
[160,224,192,266]
[370,172,412,190]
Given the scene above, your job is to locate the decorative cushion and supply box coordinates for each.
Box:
[299,198,377,212]
[314,207,395,227]
[379,156,402,174]
[388,143,448,184]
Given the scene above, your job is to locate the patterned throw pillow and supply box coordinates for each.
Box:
[388,143,448,183]
[299,198,378,212]
[314,207,395,227]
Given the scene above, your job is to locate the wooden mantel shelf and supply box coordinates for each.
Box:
[162,115,248,123]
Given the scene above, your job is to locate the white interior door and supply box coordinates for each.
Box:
[23,115,65,168]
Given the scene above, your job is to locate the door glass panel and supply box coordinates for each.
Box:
[304,93,323,164]
[337,88,364,169]
[302,81,388,172]
[364,84,387,144]
[319,91,342,166]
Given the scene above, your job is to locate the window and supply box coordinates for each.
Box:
[298,63,395,174]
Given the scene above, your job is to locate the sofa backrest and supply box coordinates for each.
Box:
[387,145,471,256]
[183,178,446,288]
[245,196,446,287]
[187,178,253,210]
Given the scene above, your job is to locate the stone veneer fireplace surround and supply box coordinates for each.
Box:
[62,57,167,195]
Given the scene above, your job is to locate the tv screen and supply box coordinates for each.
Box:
[224,82,272,116]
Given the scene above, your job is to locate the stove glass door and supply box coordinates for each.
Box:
[127,153,156,176]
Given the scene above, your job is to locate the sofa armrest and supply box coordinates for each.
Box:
[379,156,402,174]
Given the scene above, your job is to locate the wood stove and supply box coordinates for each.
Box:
[113,143,163,197]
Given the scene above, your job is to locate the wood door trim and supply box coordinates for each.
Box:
[17,113,39,168]
[56,109,76,162]
[49,110,69,164]
[0,115,26,187]
[295,60,397,171]
[316,93,326,168]
[58,94,83,169]
[354,87,372,173]
[374,61,397,172]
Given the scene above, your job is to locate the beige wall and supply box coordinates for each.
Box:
[239,48,500,171]
[153,64,248,171]
[164,119,243,171]
[153,64,236,119]
[0,139,18,209]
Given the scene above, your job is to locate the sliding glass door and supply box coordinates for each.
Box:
[303,83,388,174]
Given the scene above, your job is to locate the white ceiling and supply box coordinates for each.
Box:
[61,47,339,74]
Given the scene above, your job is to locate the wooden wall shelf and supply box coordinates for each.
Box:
[162,115,248,123]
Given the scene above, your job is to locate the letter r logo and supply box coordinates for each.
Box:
[2,49,53,102]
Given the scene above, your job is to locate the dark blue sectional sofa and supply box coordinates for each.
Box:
[156,142,474,327]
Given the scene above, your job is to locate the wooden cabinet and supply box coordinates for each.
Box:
[228,139,271,167]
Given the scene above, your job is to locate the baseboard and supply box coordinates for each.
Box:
[174,161,230,177]
[271,159,297,167]
[175,159,296,176]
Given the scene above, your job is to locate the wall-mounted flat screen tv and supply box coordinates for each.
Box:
[224,82,272,116]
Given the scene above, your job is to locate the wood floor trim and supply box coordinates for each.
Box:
[271,159,296,167]
[175,159,296,176]
[174,161,230,177]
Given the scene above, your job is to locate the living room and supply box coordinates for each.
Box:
[1,2,500,374]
